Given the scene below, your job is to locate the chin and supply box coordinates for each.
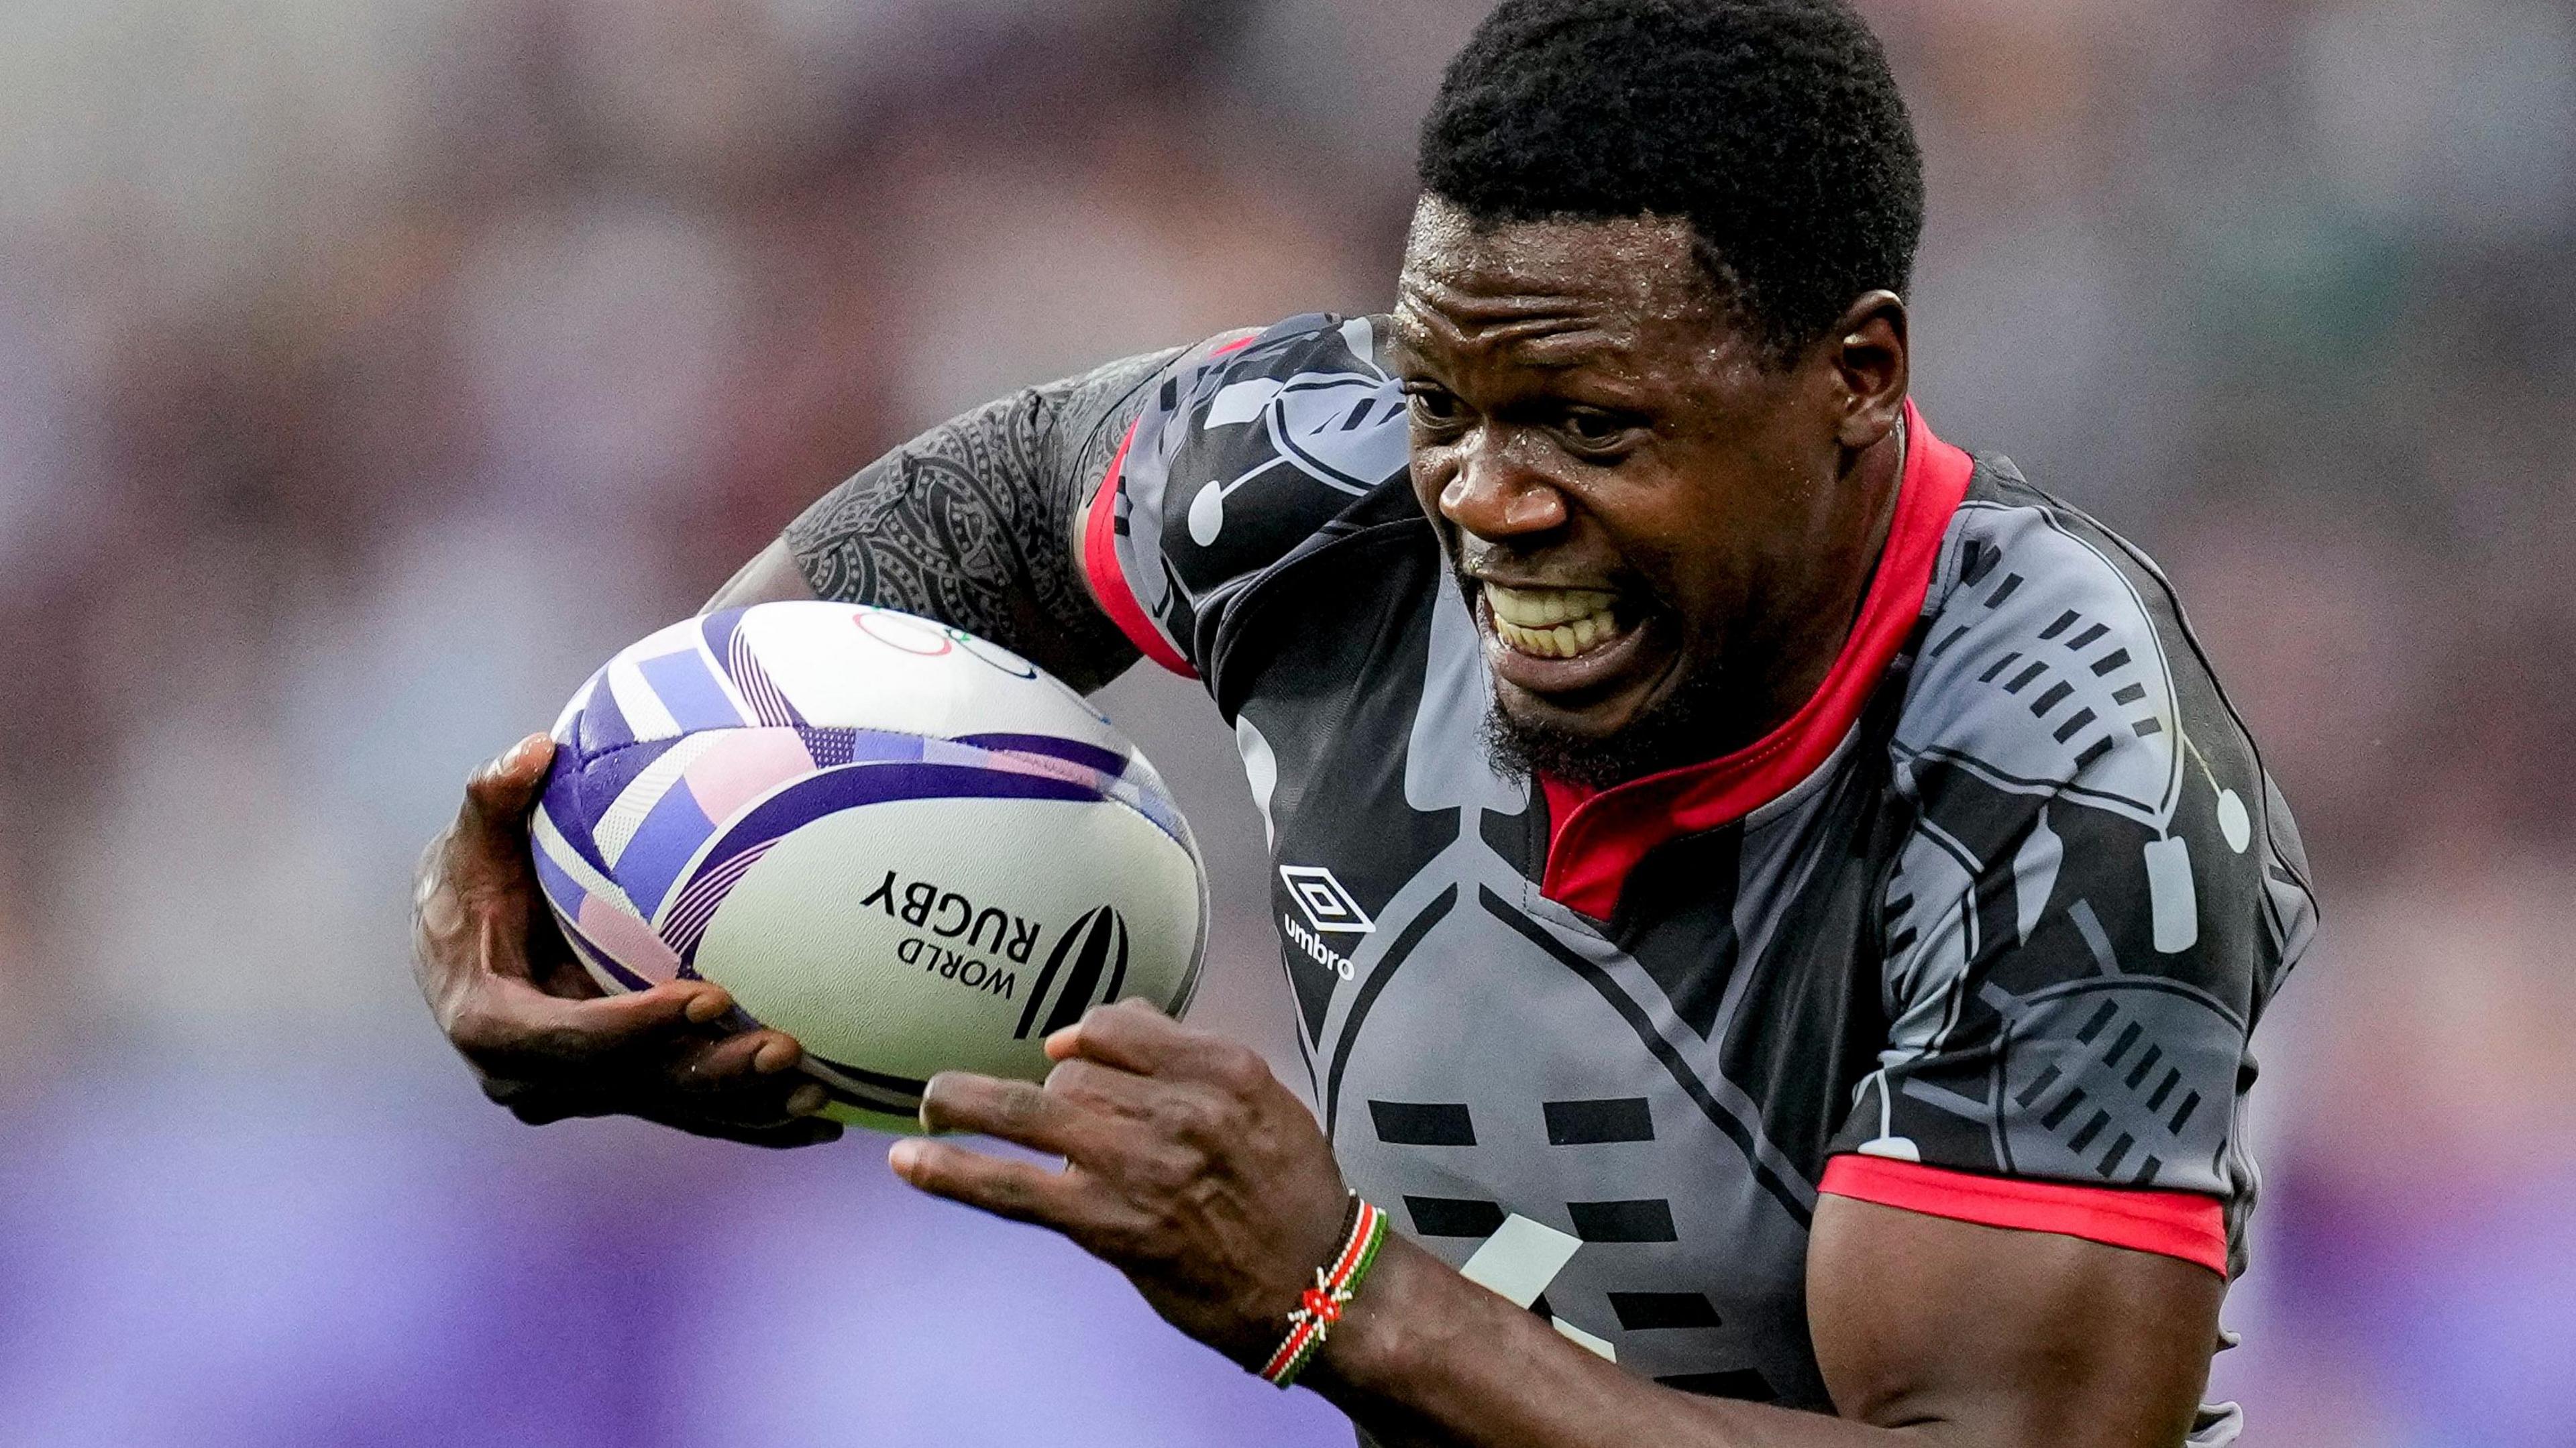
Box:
[1483,660,1735,791]
[1492,680,1650,742]
[1484,694,1668,791]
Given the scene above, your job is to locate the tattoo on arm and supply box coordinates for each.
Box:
[784,347,1182,693]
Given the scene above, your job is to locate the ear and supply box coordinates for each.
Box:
[1824,291,1909,453]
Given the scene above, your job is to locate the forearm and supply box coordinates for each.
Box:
[775,347,1182,692]
[1314,1237,1898,1448]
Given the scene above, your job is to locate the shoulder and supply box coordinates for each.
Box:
[1882,451,2317,1016]
[1901,458,2237,835]
[1099,314,1417,677]
[1854,455,2314,1235]
[1122,313,1409,587]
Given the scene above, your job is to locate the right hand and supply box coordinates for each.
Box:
[411,733,844,1148]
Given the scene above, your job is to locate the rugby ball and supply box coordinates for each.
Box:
[527,602,1207,1133]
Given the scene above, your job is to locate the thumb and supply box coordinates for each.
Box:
[460,734,557,844]
[445,733,557,898]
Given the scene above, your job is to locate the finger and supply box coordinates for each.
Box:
[509,1055,823,1133]
[440,736,554,907]
[454,974,731,1062]
[669,1027,804,1091]
[1042,1056,1161,1119]
[645,1088,845,1144]
[421,736,560,990]
[457,734,555,849]
[1044,999,1232,1079]
[888,1137,1098,1231]
[919,1070,1118,1158]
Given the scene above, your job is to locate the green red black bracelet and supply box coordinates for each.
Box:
[1258,1193,1389,1388]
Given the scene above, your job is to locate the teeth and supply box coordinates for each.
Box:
[1485,583,1617,628]
[1485,583,1623,660]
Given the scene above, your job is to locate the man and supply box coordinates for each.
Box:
[413,1,2315,1443]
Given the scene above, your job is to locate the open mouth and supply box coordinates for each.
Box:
[1484,583,1631,660]
[1474,579,1669,714]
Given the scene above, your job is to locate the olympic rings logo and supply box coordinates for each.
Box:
[854,608,1039,679]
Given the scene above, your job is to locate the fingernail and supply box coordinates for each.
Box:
[785,1083,828,1116]
[684,989,731,1025]
[507,735,547,773]
[888,1140,922,1178]
[753,1037,799,1074]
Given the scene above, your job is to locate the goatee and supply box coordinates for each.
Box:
[1479,663,1740,791]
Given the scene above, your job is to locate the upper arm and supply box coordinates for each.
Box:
[775,344,1185,691]
[1825,494,2317,1268]
[1807,492,2321,1441]
[1807,1196,2222,1446]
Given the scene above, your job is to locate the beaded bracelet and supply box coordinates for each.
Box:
[1258,1193,1389,1389]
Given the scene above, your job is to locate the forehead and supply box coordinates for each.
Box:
[1394,197,1730,366]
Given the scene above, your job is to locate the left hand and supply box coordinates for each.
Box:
[890,999,1352,1367]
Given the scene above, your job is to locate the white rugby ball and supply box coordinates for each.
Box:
[527,602,1207,1133]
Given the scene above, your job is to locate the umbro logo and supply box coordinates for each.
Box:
[1279,865,1375,936]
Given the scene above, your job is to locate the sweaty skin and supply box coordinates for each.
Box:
[1394,197,1904,783]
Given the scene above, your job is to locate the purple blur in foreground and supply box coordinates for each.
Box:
[0,1074,1347,1448]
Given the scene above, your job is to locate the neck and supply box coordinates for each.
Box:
[1700,418,1909,760]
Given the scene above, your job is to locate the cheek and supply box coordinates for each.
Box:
[1589,462,1770,623]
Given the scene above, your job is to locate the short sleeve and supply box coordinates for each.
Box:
[1081,313,1409,683]
[1823,486,2318,1278]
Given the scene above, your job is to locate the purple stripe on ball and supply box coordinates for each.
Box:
[614,779,720,921]
[637,649,746,733]
[529,832,588,920]
[682,761,1104,913]
[575,736,680,838]
[696,608,749,675]
[727,629,804,728]
[660,841,779,964]
[574,672,637,754]
[538,753,614,877]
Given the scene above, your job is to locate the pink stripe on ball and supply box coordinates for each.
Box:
[682,728,820,823]
[577,896,683,985]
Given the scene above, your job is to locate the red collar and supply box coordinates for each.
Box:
[1538,401,1974,920]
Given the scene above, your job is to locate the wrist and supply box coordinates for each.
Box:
[1258,1193,1390,1388]
[1307,1229,1434,1398]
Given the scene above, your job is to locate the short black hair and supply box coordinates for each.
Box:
[1419,0,1924,362]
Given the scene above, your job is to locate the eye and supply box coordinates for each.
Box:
[1558,407,1639,452]
[1404,384,1464,429]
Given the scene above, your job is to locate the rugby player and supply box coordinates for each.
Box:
[413,1,2315,1443]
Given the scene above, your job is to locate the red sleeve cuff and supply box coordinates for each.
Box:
[1081,416,1197,678]
[1821,1154,2227,1278]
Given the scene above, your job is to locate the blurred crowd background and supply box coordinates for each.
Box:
[2,0,2570,1443]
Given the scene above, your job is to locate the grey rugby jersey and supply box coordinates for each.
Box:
[1077,314,2314,1431]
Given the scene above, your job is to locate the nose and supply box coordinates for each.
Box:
[1436,428,1568,544]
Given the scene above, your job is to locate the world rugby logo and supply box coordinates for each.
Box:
[1014,905,1131,1040]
